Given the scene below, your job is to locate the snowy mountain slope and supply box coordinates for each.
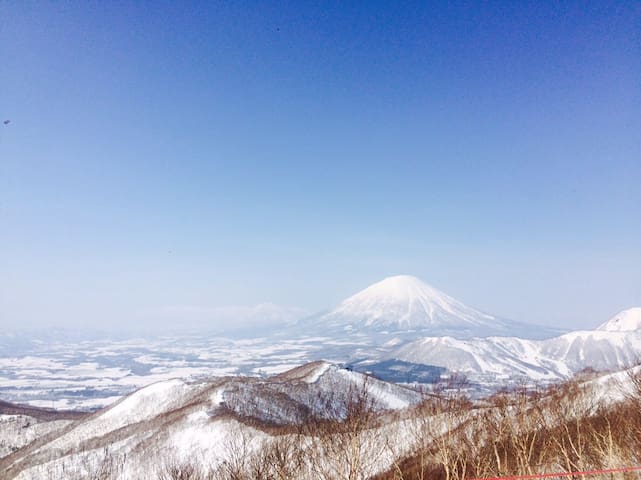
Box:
[0,414,74,459]
[392,336,569,381]
[391,320,641,384]
[584,364,641,404]
[274,361,421,410]
[0,402,88,459]
[597,307,641,332]
[4,361,639,480]
[0,362,423,479]
[296,275,557,340]
[540,329,641,372]
[325,275,498,330]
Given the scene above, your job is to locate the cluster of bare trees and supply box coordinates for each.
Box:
[378,368,641,480]
[34,367,641,480]
[151,378,387,480]
[37,448,126,480]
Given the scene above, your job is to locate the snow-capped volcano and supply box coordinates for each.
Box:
[328,275,495,329]
[596,307,641,332]
[312,275,549,339]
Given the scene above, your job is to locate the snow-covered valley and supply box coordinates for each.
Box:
[2,276,639,411]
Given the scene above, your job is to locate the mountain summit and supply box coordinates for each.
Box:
[308,275,551,339]
[325,275,496,330]
[597,307,641,332]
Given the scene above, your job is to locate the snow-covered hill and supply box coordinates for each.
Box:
[596,307,641,332]
[391,308,641,384]
[297,275,555,340]
[392,336,569,381]
[0,362,423,479]
[540,329,641,372]
[2,360,640,480]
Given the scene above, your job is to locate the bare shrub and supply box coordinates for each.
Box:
[374,376,638,480]
[156,460,208,480]
[249,434,305,480]
[300,376,389,480]
[47,448,126,480]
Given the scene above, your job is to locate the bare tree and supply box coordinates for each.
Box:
[301,376,388,480]
[156,460,209,480]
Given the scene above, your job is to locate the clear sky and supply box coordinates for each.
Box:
[1,1,640,332]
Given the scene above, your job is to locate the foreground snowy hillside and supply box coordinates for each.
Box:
[0,362,422,479]
[2,361,640,480]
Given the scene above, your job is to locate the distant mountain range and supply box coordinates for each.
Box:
[1,275,638,408]
[291,275,641,386]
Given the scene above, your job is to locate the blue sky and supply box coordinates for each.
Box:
[1,1,640,331]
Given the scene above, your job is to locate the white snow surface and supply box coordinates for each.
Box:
[392,329,641,382]
[309,275,548,339]
[3,359,640,480]
[597,307,641,332]
[316,363,418,410]
[585,364,641,404]
[326,275,497,329]
[101,378,194,424]
[1,362,424,479]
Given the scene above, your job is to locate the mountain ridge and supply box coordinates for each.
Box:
[296,274,559,340]
[597,307,641,332]
[390,312,641,384]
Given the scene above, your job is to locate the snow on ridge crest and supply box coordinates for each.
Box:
[100,378,196,424]
[597,307,641,332]
[325,274,497,330]
[273,360,332,383]
[391,327,641,382]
